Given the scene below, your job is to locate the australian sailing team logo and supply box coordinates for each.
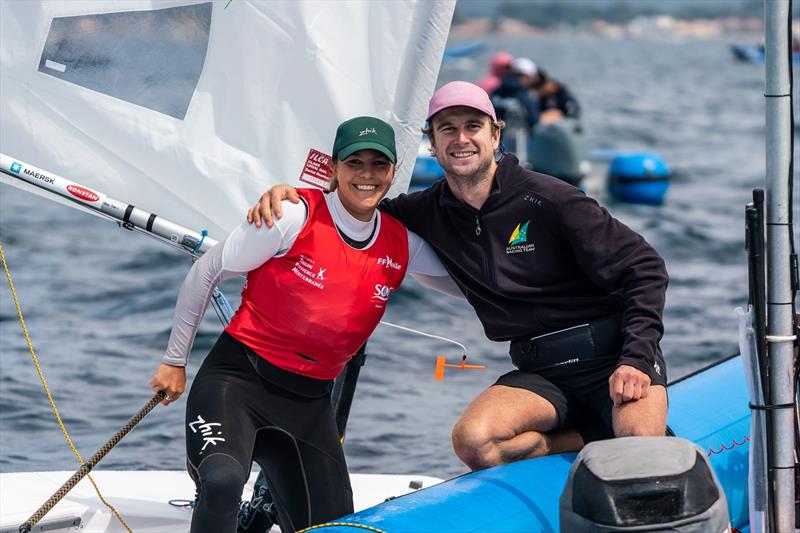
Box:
[506,220,535,254]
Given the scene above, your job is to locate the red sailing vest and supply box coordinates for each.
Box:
[226,188,408,380]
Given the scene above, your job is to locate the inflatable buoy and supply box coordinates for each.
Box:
[607,152,670,205]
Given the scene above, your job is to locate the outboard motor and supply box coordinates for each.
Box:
[560,437,730,532]
[607,152,670,205]
[529,118,586,186]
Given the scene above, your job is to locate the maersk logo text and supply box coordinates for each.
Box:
[377,255,402,270]
[10,162,22,174]
[23,168,55,185]
[506,220,535,254]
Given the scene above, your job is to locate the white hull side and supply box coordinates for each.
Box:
[0,470,443,532]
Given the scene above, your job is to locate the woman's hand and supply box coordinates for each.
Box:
[246,185,300,228]
[150,363,186,406]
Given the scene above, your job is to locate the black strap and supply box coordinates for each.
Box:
[749,402,796,411]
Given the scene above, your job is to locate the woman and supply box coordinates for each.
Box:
[149,116,451,532]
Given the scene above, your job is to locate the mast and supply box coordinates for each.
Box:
[763,0,796,530]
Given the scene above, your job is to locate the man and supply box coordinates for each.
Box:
[532,67,581,123]
[248,81,669,471]
[490,57,540,160]
[490,57,540,132]
[475,51,513,95]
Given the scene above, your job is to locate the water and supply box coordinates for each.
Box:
[0,35,795,479]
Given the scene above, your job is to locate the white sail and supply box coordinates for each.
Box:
[0,0,454,237]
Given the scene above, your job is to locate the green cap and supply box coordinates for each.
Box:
[332,116,396,164]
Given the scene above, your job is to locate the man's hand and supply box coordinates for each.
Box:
[609,364,651,408]
[150,363,186,406]
[246,185,300,229]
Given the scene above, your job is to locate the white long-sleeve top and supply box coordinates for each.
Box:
[162,192,461,366]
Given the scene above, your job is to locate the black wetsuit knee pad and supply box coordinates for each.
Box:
[191,454,247,533]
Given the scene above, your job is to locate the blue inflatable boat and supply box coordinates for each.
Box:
[305,355,750,532]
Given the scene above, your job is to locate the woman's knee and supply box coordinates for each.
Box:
[196,454,247,509]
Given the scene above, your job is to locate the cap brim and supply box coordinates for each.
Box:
[336,141,396,164]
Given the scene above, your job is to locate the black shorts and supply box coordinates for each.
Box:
[494,354,666,444]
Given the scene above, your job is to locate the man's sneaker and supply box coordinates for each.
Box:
[237,473,278,533]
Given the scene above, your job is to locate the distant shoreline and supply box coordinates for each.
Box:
[449,15,775,42]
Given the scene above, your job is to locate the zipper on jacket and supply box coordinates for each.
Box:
[475,215,482,236]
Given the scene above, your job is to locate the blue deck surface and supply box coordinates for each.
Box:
[312,356,750,532]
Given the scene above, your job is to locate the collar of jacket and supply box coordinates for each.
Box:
[438,153,520,210]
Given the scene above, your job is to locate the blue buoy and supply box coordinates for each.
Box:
[607,152,670,205]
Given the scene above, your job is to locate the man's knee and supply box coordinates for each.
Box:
[615,421,666,437]
[452,417,503,470]
[613,387,668,437]
[451,417,550,470]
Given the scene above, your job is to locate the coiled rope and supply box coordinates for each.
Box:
[0,242,132,532]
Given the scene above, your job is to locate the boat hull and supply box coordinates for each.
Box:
[308,356,751,532]
[0,471,442,532]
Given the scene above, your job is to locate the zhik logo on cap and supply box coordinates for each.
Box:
[10,162,22,174]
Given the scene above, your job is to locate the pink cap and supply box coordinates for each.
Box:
[489,51,513,75]
[426,81,497,122]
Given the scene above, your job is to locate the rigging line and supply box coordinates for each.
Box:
[296,522,387,533]
[378,320,467,354]
[0,242,132,533]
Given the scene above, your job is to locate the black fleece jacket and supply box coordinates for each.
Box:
[379,155,668,380]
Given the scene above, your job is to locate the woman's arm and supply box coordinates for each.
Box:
[151,241,241,404]
[151,200,307,404]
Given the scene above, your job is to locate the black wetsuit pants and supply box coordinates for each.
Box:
[185,332,354,533]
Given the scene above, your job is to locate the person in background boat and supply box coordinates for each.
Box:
[490,56,540,131]
[475,51,513,95]
[149,116,455,533]
[490,57,540,158]
[247,82,670,473]
[531,67,581,124]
